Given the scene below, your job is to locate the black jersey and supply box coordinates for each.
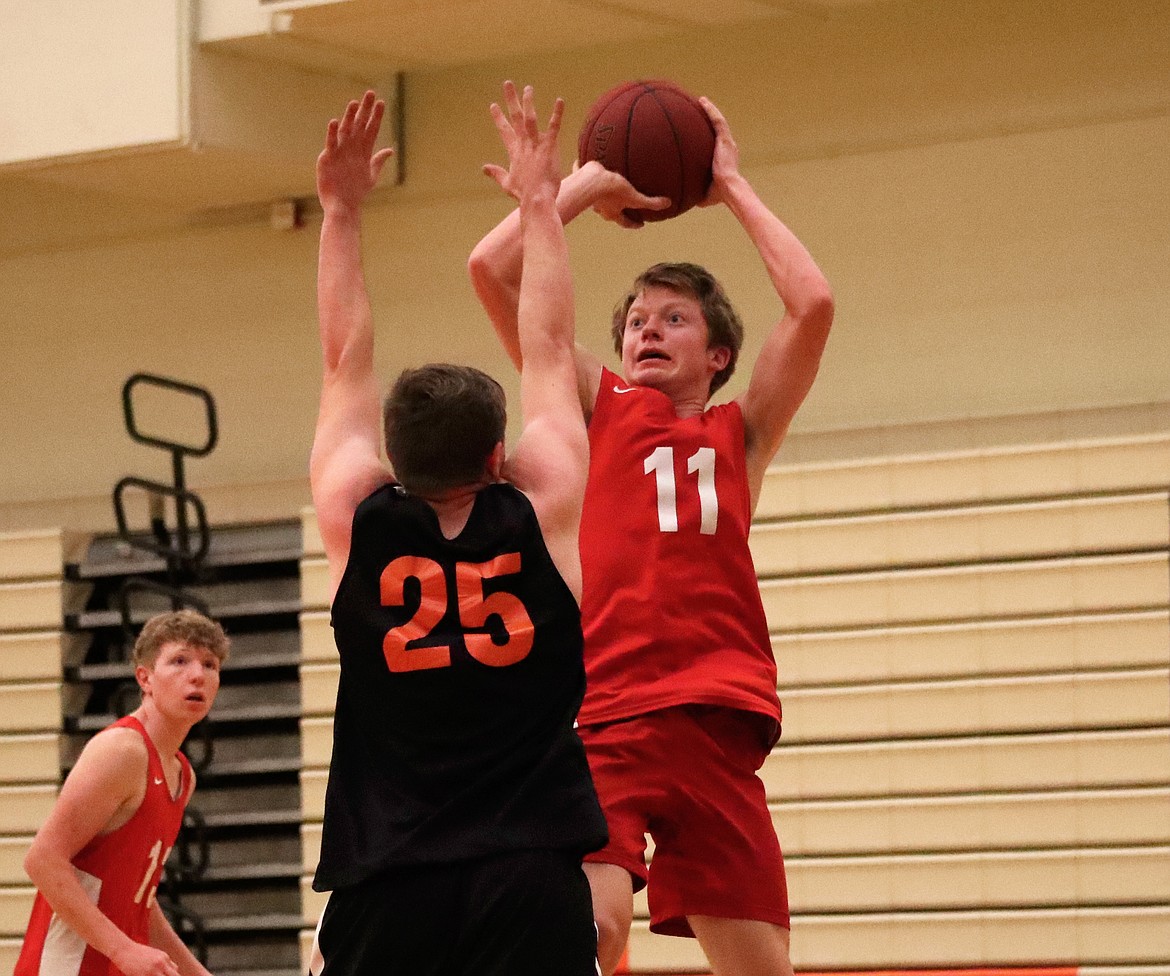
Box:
[313,482,606,892]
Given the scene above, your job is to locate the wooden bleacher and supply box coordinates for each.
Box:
[63,521,307,975]
[1,521,310,975]
[0,529,72,974]
[296,430,1170,974]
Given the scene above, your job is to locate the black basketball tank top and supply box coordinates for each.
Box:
[313,482,606,892]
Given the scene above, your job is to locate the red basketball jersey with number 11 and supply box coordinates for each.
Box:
[577,368,781,734]
[16,716,190,976]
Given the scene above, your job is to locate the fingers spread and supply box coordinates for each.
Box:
[483,163,505,181]
[354,89,377,131]
[367,98,385,136]
[503,80,523,124]
[547,97,565,136]
[324,118,340,152]
[340,99,360,139]
[370,146,396,180]
[489,101,514,145]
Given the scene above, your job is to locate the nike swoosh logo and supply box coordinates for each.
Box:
[154,777,164,786]
[613,385,637,394]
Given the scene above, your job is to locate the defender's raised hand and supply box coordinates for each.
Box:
[316,90,396,213]
[483,82,565,204]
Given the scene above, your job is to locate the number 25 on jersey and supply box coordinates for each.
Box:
[379,553,535,673]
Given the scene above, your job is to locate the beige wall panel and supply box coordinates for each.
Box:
[299,929,316,973]
[627,906,1170,971]
[0,735,59,785]
[0,482,311,544]
[760,553,1168,631]
[301,559,329,613]
[775,610,1170,687]
[766,729,1170,801]
[302,823,322,874]
[976,494,1168,559]
[632,847,1170,917]
[0,939,19,973]
[0,632,64,683]
[0,583,62,634]
[1079,969,1170,976]
[781,669,1170,743]
[776,787,1170,857]
[302,509,324,560]
[0,683,61,734]
[0,838,31,887]
[300,612,335,663]
[301,717,333,770]
[300,664,338,718]
[990,555,1166,617]
[0,1,183,164]
[301,876,328,925]
[0,886,35,937]
[0,530,62,581]
[757,435,1170,520]
[751,493,1168,576]
[3,16,1169,531]
[759,457,916,521]
[1073,438,1170,494]
[301,769,327,822]
[0,786,57,834]
[784,847,1170,914]
[811,905,1170,969]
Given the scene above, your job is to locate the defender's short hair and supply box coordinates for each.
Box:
[383,364,507,494]
[611,262,744,397]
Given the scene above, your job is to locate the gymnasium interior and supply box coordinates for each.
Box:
[1,1,1168,973]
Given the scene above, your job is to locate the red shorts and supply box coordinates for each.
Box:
[578,705,789,937]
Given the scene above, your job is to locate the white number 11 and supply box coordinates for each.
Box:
[644,446,718,535]
[133,839,172,907]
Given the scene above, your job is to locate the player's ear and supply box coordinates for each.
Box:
[135,663,151,696]
[487,441,506,481]
[708,345,731,372]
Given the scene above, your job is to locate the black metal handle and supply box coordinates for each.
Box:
[122,373,218,457]
[158,897,208,964]
[113,477,211,565]
[181,718,216,776]
[173,805,210,882]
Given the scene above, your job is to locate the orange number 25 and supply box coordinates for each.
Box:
[380,553,535,672]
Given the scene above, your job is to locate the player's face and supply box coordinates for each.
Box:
[620,285,727,398]
[141,640,221,722]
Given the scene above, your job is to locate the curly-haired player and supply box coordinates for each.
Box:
[17,610,228,976]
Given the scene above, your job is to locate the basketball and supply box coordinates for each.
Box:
[577,80,716,222]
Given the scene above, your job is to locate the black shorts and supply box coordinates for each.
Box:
[316,849,598,976]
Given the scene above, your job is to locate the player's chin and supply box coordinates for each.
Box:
[629,360,670,383]
[182,695,213,718]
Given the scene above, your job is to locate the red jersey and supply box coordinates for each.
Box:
[16,716,192,976]
[577,368,781,734]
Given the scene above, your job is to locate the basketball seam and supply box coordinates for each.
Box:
[643,85,686,217]
[622,87,648,195]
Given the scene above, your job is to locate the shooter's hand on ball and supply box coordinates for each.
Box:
[697,96,742,208]
[573,161,672,229]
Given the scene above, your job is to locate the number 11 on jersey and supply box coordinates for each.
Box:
[644,446,718,535]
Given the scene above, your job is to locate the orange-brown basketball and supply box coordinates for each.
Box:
[577,80,715,223]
